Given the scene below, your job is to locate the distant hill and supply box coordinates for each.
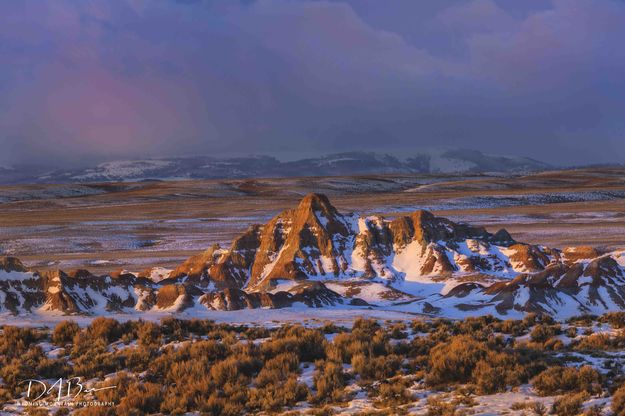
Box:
[0,149,550,184]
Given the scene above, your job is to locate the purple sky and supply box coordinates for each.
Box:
[1,0,624,166]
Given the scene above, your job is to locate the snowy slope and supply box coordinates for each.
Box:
[3,194,625,319]
[0,150,550,184]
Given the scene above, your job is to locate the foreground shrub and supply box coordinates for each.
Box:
[425,395,457,416]
[87,317,123,343]
[117,382,163,415]
[0,326,42,360]
[248,376,309,411]
[532,366,601,396]
[613,384,625,416]
[427,335,488,386]
[376,377,413,405]
[426,334,526,393]
[530,323,561,344]
[472,350,526,394]
[313,360,347,403]
[551,392,587,416]
[52,320,81,346]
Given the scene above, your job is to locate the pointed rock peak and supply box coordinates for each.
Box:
[493,229,514,244]
[291,192,349,235]
[410,209,435,221]
[410,210,437,227]
[296,193,338,216]
[42,269,69,280]
[0,256,27,273]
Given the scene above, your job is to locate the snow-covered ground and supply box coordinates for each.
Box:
[0,306,421,328]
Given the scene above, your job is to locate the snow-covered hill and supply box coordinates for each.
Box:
[2,193,625,320]
[0,150,550,184]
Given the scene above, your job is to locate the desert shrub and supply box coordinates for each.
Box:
[575,333,613,350]
[328,323,391,366]
[0,326,42,360]
[159,317,190,340]
[116,382,163,415]
[320,321,346,335]
[71,332,124,377]
[510,401,541,411]
[120,347,153,373]
[137,320,161,348]
[600,312,625,329]
[243,325,271,340]
[248,376,309,411]
[376,377,413,405]
[52,320,81,346]
[388,322,408,339]
[411,319,430,334]
[254,352,299,387]
[551,392,587,416]
[523,313,538,327]
[455,315,499,336]
[532,365,601,396]
[157,345,257,415]
[351,353,402,381]
[263,325,327,362]
[209,356,247,386]
[543,337,565,351]
[0,346,70,395]
[613,383,625,416]
[472,351,525,394]
[427,334,533,392]
[0,361,36,394]
[426,335,488,387]
[532,402,547,416]
[426,395,457,416]
[313,360,346,403]
[530,324,561,344]
[498,319,527,336]
[584,404,604,416]
[567,315,597,327]
[352,318,381,334]
[87,317,123,342]
[566,327,578,338]
[3,315,622,414]
[91,372,135,404]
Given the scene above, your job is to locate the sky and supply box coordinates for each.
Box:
[1,0,624,167]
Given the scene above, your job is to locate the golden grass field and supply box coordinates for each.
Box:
[2,167,625,274]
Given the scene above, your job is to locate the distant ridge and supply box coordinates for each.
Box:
[0,149,550,184]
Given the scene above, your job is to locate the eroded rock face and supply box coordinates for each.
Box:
[3,194,625,318]
[247,193,353,289]
[0,256,27,272]
[200,281,346,311]
[0,266,153,315]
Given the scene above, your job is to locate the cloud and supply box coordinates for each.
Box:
[0,0,624,166]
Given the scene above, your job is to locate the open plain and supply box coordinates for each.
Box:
[2,168,625,274]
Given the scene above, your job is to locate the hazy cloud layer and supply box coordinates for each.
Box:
[1,0,624,166]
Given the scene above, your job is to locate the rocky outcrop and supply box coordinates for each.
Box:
[3,194,625,319]
[247,193,353,289]
[0,256,28,273]
[200,281,346,311]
